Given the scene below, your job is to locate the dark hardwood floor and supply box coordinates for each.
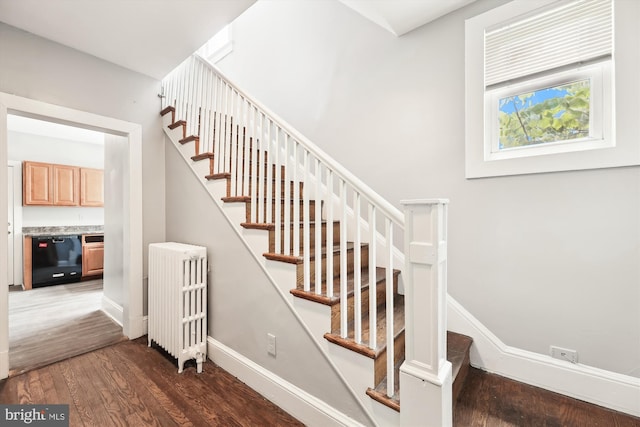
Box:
[1,337,638,427]
[455,367,640,427]
[0,338,303,426]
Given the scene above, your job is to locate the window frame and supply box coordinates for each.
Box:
[485,61,612,161]
[465,0,640,179]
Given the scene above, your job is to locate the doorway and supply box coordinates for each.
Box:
[6,117,121,375]
[0,93,144,379]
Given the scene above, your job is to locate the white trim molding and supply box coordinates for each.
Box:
[101,294,124,326]
[448,296,640,417]
[207,337,366,427]
[0,92,145,379]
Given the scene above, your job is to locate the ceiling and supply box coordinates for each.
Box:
[7,115,105,145]
[0,0,474,81]
[0,0,256,80]
[339,0,477,36]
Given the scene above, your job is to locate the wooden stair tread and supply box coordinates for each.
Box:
[222,195,308,203]
[223,196,252,203]
[167,120,186,130]
[192,152,214,161]
[448,331,473,380]
[160,106,175,116]
[449,330,473,405]
[290,267,398,306]
[205,172,231,180]
[179,135,198,144]
[366,358,403,411]
[324,294,404,358]
[262,241,364,264]
[242,219,338,232]
[366,331,474,412]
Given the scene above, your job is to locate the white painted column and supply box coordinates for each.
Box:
[399,199,452,427]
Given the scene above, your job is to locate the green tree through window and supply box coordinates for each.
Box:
[498,79,591,149]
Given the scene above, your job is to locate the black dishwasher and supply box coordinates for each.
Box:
[32,235,83,287]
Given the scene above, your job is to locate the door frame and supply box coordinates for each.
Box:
[7,161,22,287]
[0,93,144,379]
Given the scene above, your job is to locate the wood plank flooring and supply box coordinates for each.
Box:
[9,279,126,376]
[454,367,640,426]
[6,278,638,426]
[0,338,304,427]
[1,337,638,426]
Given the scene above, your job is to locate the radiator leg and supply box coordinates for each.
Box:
[196,352,204,374]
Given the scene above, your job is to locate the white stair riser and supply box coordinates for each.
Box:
[265,260,298,299]
[292,297,333,342]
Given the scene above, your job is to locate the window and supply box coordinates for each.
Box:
[498,78,592,149]
[487,62,611,161]
[196,24,233,64]
[465,0,640,178]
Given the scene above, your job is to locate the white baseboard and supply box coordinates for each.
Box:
[101,294,123,326]
[0,349,8,379]
[448,296,640,417]
[126,314,147,339]
[207,337,366,427]
[100,296,147,339]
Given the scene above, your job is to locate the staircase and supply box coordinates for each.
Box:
[160,55,472,426]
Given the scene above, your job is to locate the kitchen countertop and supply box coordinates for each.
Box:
[22,225,104,237]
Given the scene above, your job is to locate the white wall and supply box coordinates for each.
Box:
[0,22,165,283]
[217,0,640,378]
[164,141,371,425]
[8,130,105,227]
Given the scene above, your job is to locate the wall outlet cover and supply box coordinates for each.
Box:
[550,345,578,364]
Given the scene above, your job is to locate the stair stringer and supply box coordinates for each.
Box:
[163,117,383,426]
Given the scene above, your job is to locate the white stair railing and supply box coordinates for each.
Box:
[161,55,447,406]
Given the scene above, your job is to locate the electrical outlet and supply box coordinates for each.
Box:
[267,333,276,357]
[550,346,578,364]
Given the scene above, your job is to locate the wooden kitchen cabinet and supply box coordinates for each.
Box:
[23,161,54,205]
[80,168,104,207]
[53,164,80,206]
[23,161,80,206]
[82,234,104,277]
[23,161,102,207]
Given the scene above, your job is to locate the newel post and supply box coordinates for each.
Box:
[399,199,452,427]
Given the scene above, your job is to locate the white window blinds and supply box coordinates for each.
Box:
[485,0,613,88]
